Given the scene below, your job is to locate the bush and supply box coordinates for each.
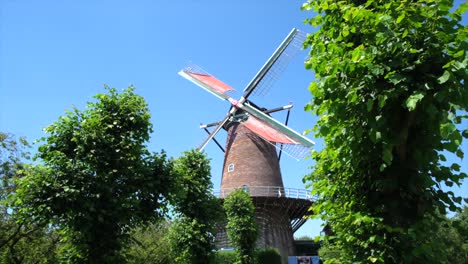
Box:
[209,251,236,264]
[209,248,281,264]
[255,248,281,264]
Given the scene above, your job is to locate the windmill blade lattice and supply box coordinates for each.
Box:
[250,30,307,97]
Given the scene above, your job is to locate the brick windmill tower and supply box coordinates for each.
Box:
[178,29,314,260]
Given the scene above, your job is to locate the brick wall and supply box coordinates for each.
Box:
[221,123,284,190]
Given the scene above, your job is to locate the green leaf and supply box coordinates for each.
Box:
[367,99,373,112]
[439,154,447,162]
[402,29,408,38]
[382,147,393,165]
[379,163,387,172]
[450,163,461,172]
[378,95,387,108]
[405,93,424,111]
[396,13,405,24]
[453,50,464,58]
[462,129,468,138]
[342,28,349,37]
[438,71,450,84]
[440,123,456,139]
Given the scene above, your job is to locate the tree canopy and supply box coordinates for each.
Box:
[302,0,467,263]
[13,87,174,263]
[168,150,223,264]
[223,189,258,264]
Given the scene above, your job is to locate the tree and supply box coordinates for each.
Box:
[302,0,467,263]
[1,132,30,251]
[121,221,173,264]
[294,235,314,240]
[223,189,258,264]
[450,206,468,262]
[168,150,223,264]
[14,86,173,263]
[0,132,61,263]
[0,135,60,263]
[437,206,468,263]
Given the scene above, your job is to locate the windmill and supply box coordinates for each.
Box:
[178,28,314,260]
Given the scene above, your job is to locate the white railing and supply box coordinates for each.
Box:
[213,186,315,201]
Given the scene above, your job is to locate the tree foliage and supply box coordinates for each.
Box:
[121,221,173,264]
[302,0,467,263]
[168,150,223,264]
[13,86,173,263]
[223,189,258,264]
[1,132,61,264]
[436,206,468,263]
[1,132,30,251]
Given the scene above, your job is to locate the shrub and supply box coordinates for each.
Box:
[209,248,281,264]
[255,248,281,264]
[209,250,236,264]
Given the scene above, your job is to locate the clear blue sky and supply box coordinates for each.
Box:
[1,0,466,238]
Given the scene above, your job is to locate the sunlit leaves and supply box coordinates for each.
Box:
[303,0,467,263]
[405,92,425,111]
[438,71,451,84]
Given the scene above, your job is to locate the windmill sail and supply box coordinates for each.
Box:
[178,28,313,156]
[241,103,314,159]
[242,28,306,99]
[178,64,234,100]
[243,115,297,145]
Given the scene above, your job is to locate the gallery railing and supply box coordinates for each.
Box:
[213,186,315,201]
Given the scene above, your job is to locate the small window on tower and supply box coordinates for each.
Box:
[227,163,235,173]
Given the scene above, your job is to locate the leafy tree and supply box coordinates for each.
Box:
[168,150,223,264]
[437,206,468,263]
[121,220,173,264]
[318,242,342,263]
[302,0,467,263]
[1,227,61,264]
[451,206,468,262]
[1,132,30,250]
[294,235,314,240]
[13,87,173,263]
[223,189,258,264]
[0,132,61,263]
[169,216,217,264]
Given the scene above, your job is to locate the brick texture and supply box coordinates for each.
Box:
[221,122,284,190]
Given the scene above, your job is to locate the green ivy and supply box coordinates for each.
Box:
[302,0,467,263]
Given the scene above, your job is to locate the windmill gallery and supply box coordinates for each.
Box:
[179,29,317,261]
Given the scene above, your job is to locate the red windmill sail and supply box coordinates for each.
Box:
[178,64,234,100]
[243,115,297,144]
